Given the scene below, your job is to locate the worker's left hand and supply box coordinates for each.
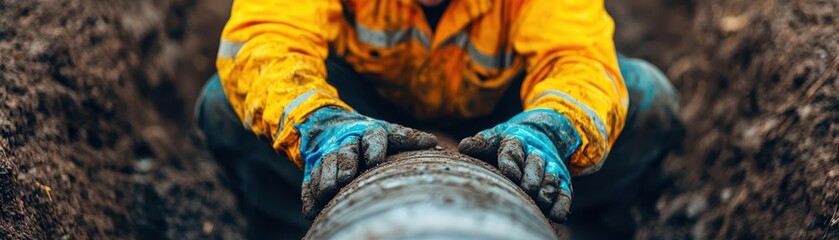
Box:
[458,109,581,223]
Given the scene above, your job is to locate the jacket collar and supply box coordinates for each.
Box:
[405,0,493,48]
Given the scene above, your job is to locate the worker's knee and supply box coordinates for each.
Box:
[618,56,680,130]
[568,57,683,211]
[194,74,241,148]
[194,75,310,232]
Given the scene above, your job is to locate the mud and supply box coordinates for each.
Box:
[385,125,438,152]
[360,128,388,166]
[0,0,243,239]
[300,181,320,221]
[607,0,839,238]
[335,143,359,185]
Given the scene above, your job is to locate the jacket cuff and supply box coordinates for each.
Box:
[526,91,610,175]
[273,92,352,169]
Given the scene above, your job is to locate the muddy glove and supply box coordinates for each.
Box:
[298,107,437,219]
[458,109,581,223]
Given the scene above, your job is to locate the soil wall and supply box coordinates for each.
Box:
[0,0,242,239]
[608,0,839,238]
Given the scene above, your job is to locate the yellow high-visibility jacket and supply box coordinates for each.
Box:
[217,0,628,175]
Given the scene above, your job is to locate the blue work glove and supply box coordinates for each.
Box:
[458,109,581,223]
[299,107,437,219]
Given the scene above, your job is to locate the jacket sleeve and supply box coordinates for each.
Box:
[511,0,629,175]
[216,0,351,169]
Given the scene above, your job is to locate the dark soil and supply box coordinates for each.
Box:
[607,0,839,238]
[1,0,837,239]
[0,0,243,239]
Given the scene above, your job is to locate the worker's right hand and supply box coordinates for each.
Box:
[297,107,437,220]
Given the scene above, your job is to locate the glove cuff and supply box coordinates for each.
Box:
[275,96,352,169]
[526,93,613,175]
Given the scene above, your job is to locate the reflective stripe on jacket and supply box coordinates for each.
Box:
[217,0,628,175]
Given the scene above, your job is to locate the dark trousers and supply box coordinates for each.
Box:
[194,55,682,239]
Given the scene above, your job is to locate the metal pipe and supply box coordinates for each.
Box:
[305,150,557,240]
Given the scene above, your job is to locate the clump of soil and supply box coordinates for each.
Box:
[608,0,839,238]
[0,0,243,239]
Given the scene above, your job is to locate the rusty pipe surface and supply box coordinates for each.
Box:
[305,150,557,240]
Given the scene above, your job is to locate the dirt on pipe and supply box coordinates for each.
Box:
[307,150,558,240]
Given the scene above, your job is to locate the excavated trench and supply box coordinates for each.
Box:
[0,0,837,239]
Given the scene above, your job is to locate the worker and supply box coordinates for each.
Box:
[195,0,681,238]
